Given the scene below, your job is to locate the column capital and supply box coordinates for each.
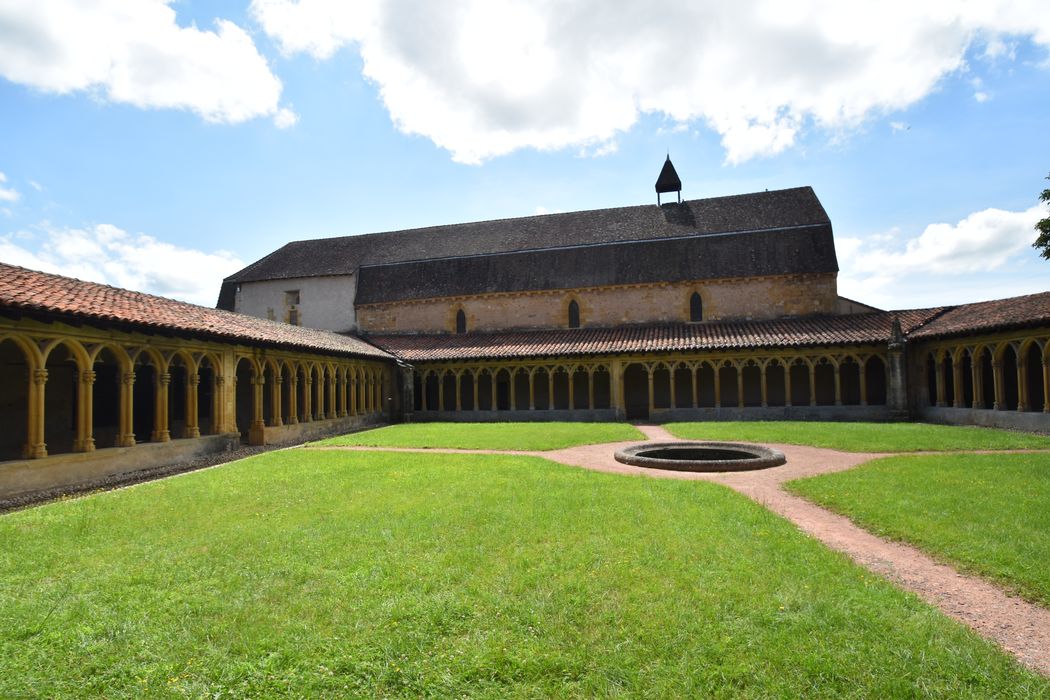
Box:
[158,372,171,386]
[122,370,136,385]
[80,369,96,384]
[188,373,200,386]
[32,368,48,385]
[215,374,225,386]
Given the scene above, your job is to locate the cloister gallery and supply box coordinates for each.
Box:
[1,163,1048,496]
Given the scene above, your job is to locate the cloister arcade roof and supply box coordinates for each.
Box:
[0,262,393,360]
[908,291,1050,341]
[365,309,945,362]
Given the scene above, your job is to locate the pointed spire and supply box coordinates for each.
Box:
[655,155,682,204]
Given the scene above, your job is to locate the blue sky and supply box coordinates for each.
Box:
[0,0,1048,309]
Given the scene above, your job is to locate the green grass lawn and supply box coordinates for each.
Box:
[664,421,1050,452]
[314,421,646,450]
[788,453,1050,606]
[1,451,1045,697]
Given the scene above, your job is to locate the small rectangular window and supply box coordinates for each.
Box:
[285,290,300,306]
[288,308,299,326]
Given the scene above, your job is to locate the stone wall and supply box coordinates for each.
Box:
[358,273,839,334]
[235,274,359,332]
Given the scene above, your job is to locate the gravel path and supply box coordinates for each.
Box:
[315,424,1050,676]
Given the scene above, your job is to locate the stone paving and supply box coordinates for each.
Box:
[314,424,1050,677]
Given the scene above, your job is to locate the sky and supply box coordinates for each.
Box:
[0,0,1048,310]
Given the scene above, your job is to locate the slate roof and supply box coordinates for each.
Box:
[365,309,944,362]
[908,291,1050,340]
[655,156,682,194]
[219,186,832,308]
[0,262,393,360]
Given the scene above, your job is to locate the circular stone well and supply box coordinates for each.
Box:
[614,441,786,472]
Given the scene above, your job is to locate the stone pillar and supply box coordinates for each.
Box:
[992,360,1004,411]
[784,364,793,407]
[952,357,965,408]
[736,367,744,409]
[547,370,555,411]
[510,370,518,410]
[455,371,463,411]
[934,357,946,407]
[152,372,171,442]
[713,365,721,408]
[438,374,445,413]
[609,359,624,419]
[528,370,536,411]
[75,369,96,452]
[760,364,768,408]
[472,372,480,410]
[328,372,337,418]
[340,371,349,417]
[833,362,842,407]
[286,374,298,424]
[349,374,357,415]
[490,371,498,411]
[249,373,266,444]
[315,374,326,419]
[269,372,283,427]
[587,368,595,410]
[212,374,225,434]
[568,370,575,410]
[691,366,698,408]
[668,368,677,410]
[303,377,314,421]
[118,370,137,446]
[808,364,817,406]
[27,368,48,458]
[1017,357,1028,412]
[885,319,909,416]
[972,358,983,410]
[185,372,201,437]
[1043,359,1050,413]
[859,360,868,406]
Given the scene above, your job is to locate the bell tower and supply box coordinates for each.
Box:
[655,154,682,205]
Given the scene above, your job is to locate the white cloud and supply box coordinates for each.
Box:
[0,0,291,125]
[0,223,244,306]
[837,204,1046,308]
[28,179,43,192]
[0,172,19,202]
[250,0,1050,164]
[273,106,299,129]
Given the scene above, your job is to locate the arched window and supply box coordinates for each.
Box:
[568,300,580,328]
[455,309,467,334]
[689,292,702,322]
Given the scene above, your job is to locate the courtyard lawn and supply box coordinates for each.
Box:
[1,452,1046,697]
[663,420,1050,452]
[314,421,646,450]
[787,452,1050,606]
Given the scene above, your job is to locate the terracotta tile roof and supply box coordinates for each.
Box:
[0,262,393,360]
[366,309,944,362]
[907,291,1050,340]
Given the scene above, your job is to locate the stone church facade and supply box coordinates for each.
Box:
[1,160,1047,497]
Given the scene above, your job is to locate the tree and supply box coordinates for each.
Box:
[1034,173,1050,260]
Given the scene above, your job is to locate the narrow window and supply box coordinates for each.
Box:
[456,309,467,334]
[285,290,300,306]
[568,300,580,328]
[288,308,299,326]
[689,292,702,322]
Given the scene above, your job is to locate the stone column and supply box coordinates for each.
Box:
[713,365,721,408]
[736,367,744,409]
[340,371,349,418]
[784,364,793,407]
[859,360,868,406]
[490,371,498,411]
[455,371,463,411]
[971,356,983,409]
[119,370,137,446]
[437,374,445,413]
[1043,359,1050,413]
[270,372,283,427]
[528,370,536,411]
[287,374,299,424]
[992,360,1004,411]
[212,374,225,434]
[248,373,266,445]
[952,357,965,408]
[1016,357,1028,412]
[668,368,676,409]
[328,372,337,418]
[833,362,842,407]
[152,372,171,442]
[303,377,313,421]
[27,368,48,458]
[587,368,595,410]
[75,369,96,452]
[691,366,698,408]
[808,364,817,406]
[609,359,624,418]
[934,357,946,407]
[186,372,201,437]
[547,370,555,411]
[885,318,909,416]
[760,364,768,408]
[568,370,575,411]
[472,372,480,410]
[510,370,518,410]
[349,374,357,415]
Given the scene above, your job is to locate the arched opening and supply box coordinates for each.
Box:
[568,300,580,329]
[513,370,530,410]
[865,357,887,405]
[959,351,974,408]
[672,365,692,408]
[422,372,437,411]
[0,338,30,461]
[697,363,716,407]
[741,362,762,407]
[534,368,550,410]
[313,366,325,419]
[198,356,217,434]
[813,360,835,406]
[455,309,467,334]
[592,368,611,409]
[44,342,82,455]
[442,372,456,411]
[1025,343,1044,412]
[552,369,570,409]
[765,361,786,407]
[495,369,512,410]
[460,372,475,411]
[1002,345,1019,411]
[571,369,588,409]
[718,363,738,407]
[92,346,122,448]
[689,292,702,322]
[167,355,190,438]
[942,354,955,407]
[477,371,493,410]
[925,353,937,406]
[133,353,159,443]
[235,358,254,441]
[978,349,995,410]
[789,361,810,406]
[623,363,649,419]
[280,362,294,424]
[840,357,861,405]
[297,366,310,420]
[652,365,671,409]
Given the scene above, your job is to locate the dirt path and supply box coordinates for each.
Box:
[311,424,1050,676]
